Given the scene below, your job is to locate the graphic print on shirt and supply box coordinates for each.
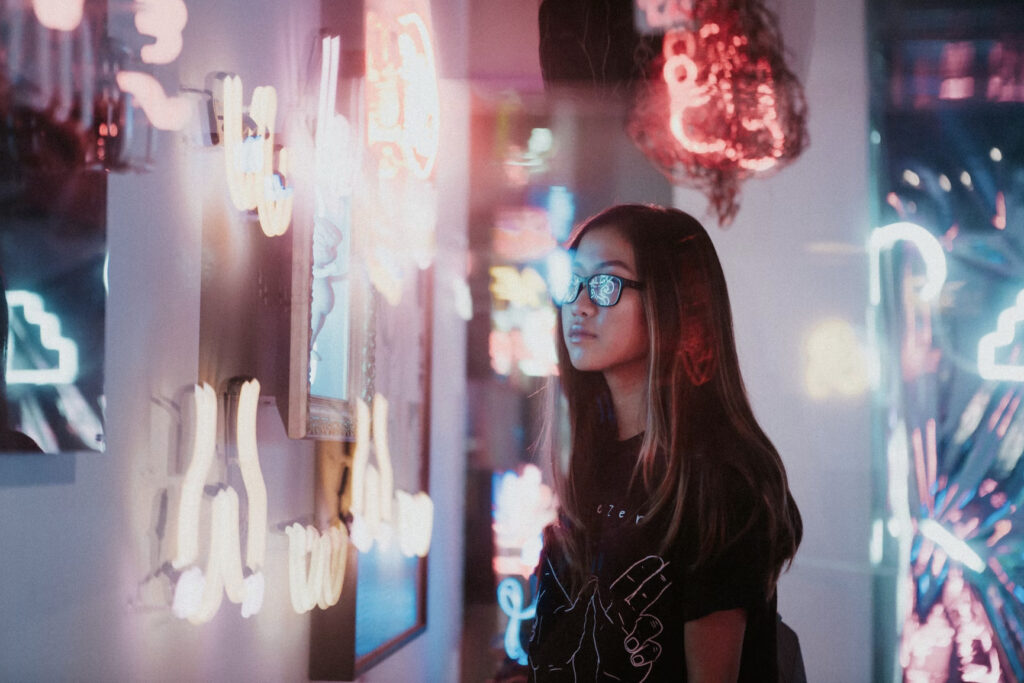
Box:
[530,554,671,682]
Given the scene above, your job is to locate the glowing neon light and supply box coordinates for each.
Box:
[6,290,79,386]
[237,379,267,570]
[173,383,218,569]
[453,276,473,321]
[286,523,348,613]
[171,381,268,622]
[497,577,537,665]
[116,71,192,131]
[365,10,440,179]
[919,520,985,573]
[220,75,293,236]
[662,29,785,171]
[134,0,187,65]
[493,465,557,578]
[32,0,83,31]
[868,222,947,306]
[350,396,433,557]
[978,289,1024,382]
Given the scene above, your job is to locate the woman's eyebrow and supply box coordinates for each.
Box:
[571,259,635,274]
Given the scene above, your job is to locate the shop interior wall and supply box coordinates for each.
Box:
[0,0,468,681]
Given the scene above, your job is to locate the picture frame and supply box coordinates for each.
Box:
[309,268,434,681]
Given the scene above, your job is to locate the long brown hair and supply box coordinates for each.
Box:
[547,203,801,592]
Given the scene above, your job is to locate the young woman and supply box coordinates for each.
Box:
[527,204,802,682]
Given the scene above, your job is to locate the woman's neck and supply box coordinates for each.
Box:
[604,365,647,440]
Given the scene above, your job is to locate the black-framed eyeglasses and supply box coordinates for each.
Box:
[561,273,644,307]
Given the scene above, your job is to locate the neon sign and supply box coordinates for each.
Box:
[497,577,537,665]
[286,523,347,613]
[134,0,187,65]
[115,71,193,132]
[349,395,434,557]
[868,222,947,306]
[489,267,559,378]
[365,9,440,179]
[171,380,268,624]
[978,289,1024,382]
[220,76,293,236]
[6,291,79,386]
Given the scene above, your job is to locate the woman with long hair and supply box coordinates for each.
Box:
[527,204,802,681]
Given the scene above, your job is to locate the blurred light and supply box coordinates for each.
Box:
[6,291,79,386]
[490,266,547,309]
[452,276,473,321]
[960,171,973,188]
[871,519,884,565]
[990,147,1003,162]
[938,174,952,192]
[493,465,557,578]
[919,519,984,573]
[902,169,921,187]
[365,11,440,179]
[135,0,187,65]
[116,71,192,131]
[868,222,947,306]
[994,191,1006,230]
[978,289,1024,382]
[32,0,83,31]
[546,187,575,242]
[870,130,881,144]
[528,128,553,156]
[803,318,870,399]
[546,248,572,306]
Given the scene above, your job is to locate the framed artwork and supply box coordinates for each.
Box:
[309,269,434,681]
[307,0,439,676]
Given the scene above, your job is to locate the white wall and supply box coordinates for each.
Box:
[673,0,874,680]
[0,0,468,681]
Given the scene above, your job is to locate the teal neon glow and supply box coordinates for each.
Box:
[868,222,947,306]
[978,289,1024,382]
[6,290,79,385]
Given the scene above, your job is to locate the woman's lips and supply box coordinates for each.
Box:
[567,326,595,343]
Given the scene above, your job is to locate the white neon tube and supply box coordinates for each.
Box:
[173,383,217,569]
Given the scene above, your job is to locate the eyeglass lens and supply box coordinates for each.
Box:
[566,274,622,307]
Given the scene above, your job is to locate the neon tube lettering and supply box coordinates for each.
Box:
[868,222,947,306]
[497,577,537,665]
[350,396,433,557]
[221,76,293,236]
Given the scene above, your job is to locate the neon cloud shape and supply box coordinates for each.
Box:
[869,222,947,306]
[6,290,79,385]
[134,0,187,65]
[978,289,1024,382]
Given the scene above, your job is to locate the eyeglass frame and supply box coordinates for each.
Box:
[561,273,645,307]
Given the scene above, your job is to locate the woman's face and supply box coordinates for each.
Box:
[561,225,649,379]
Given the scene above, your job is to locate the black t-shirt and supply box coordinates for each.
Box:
[527,434,778,682]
